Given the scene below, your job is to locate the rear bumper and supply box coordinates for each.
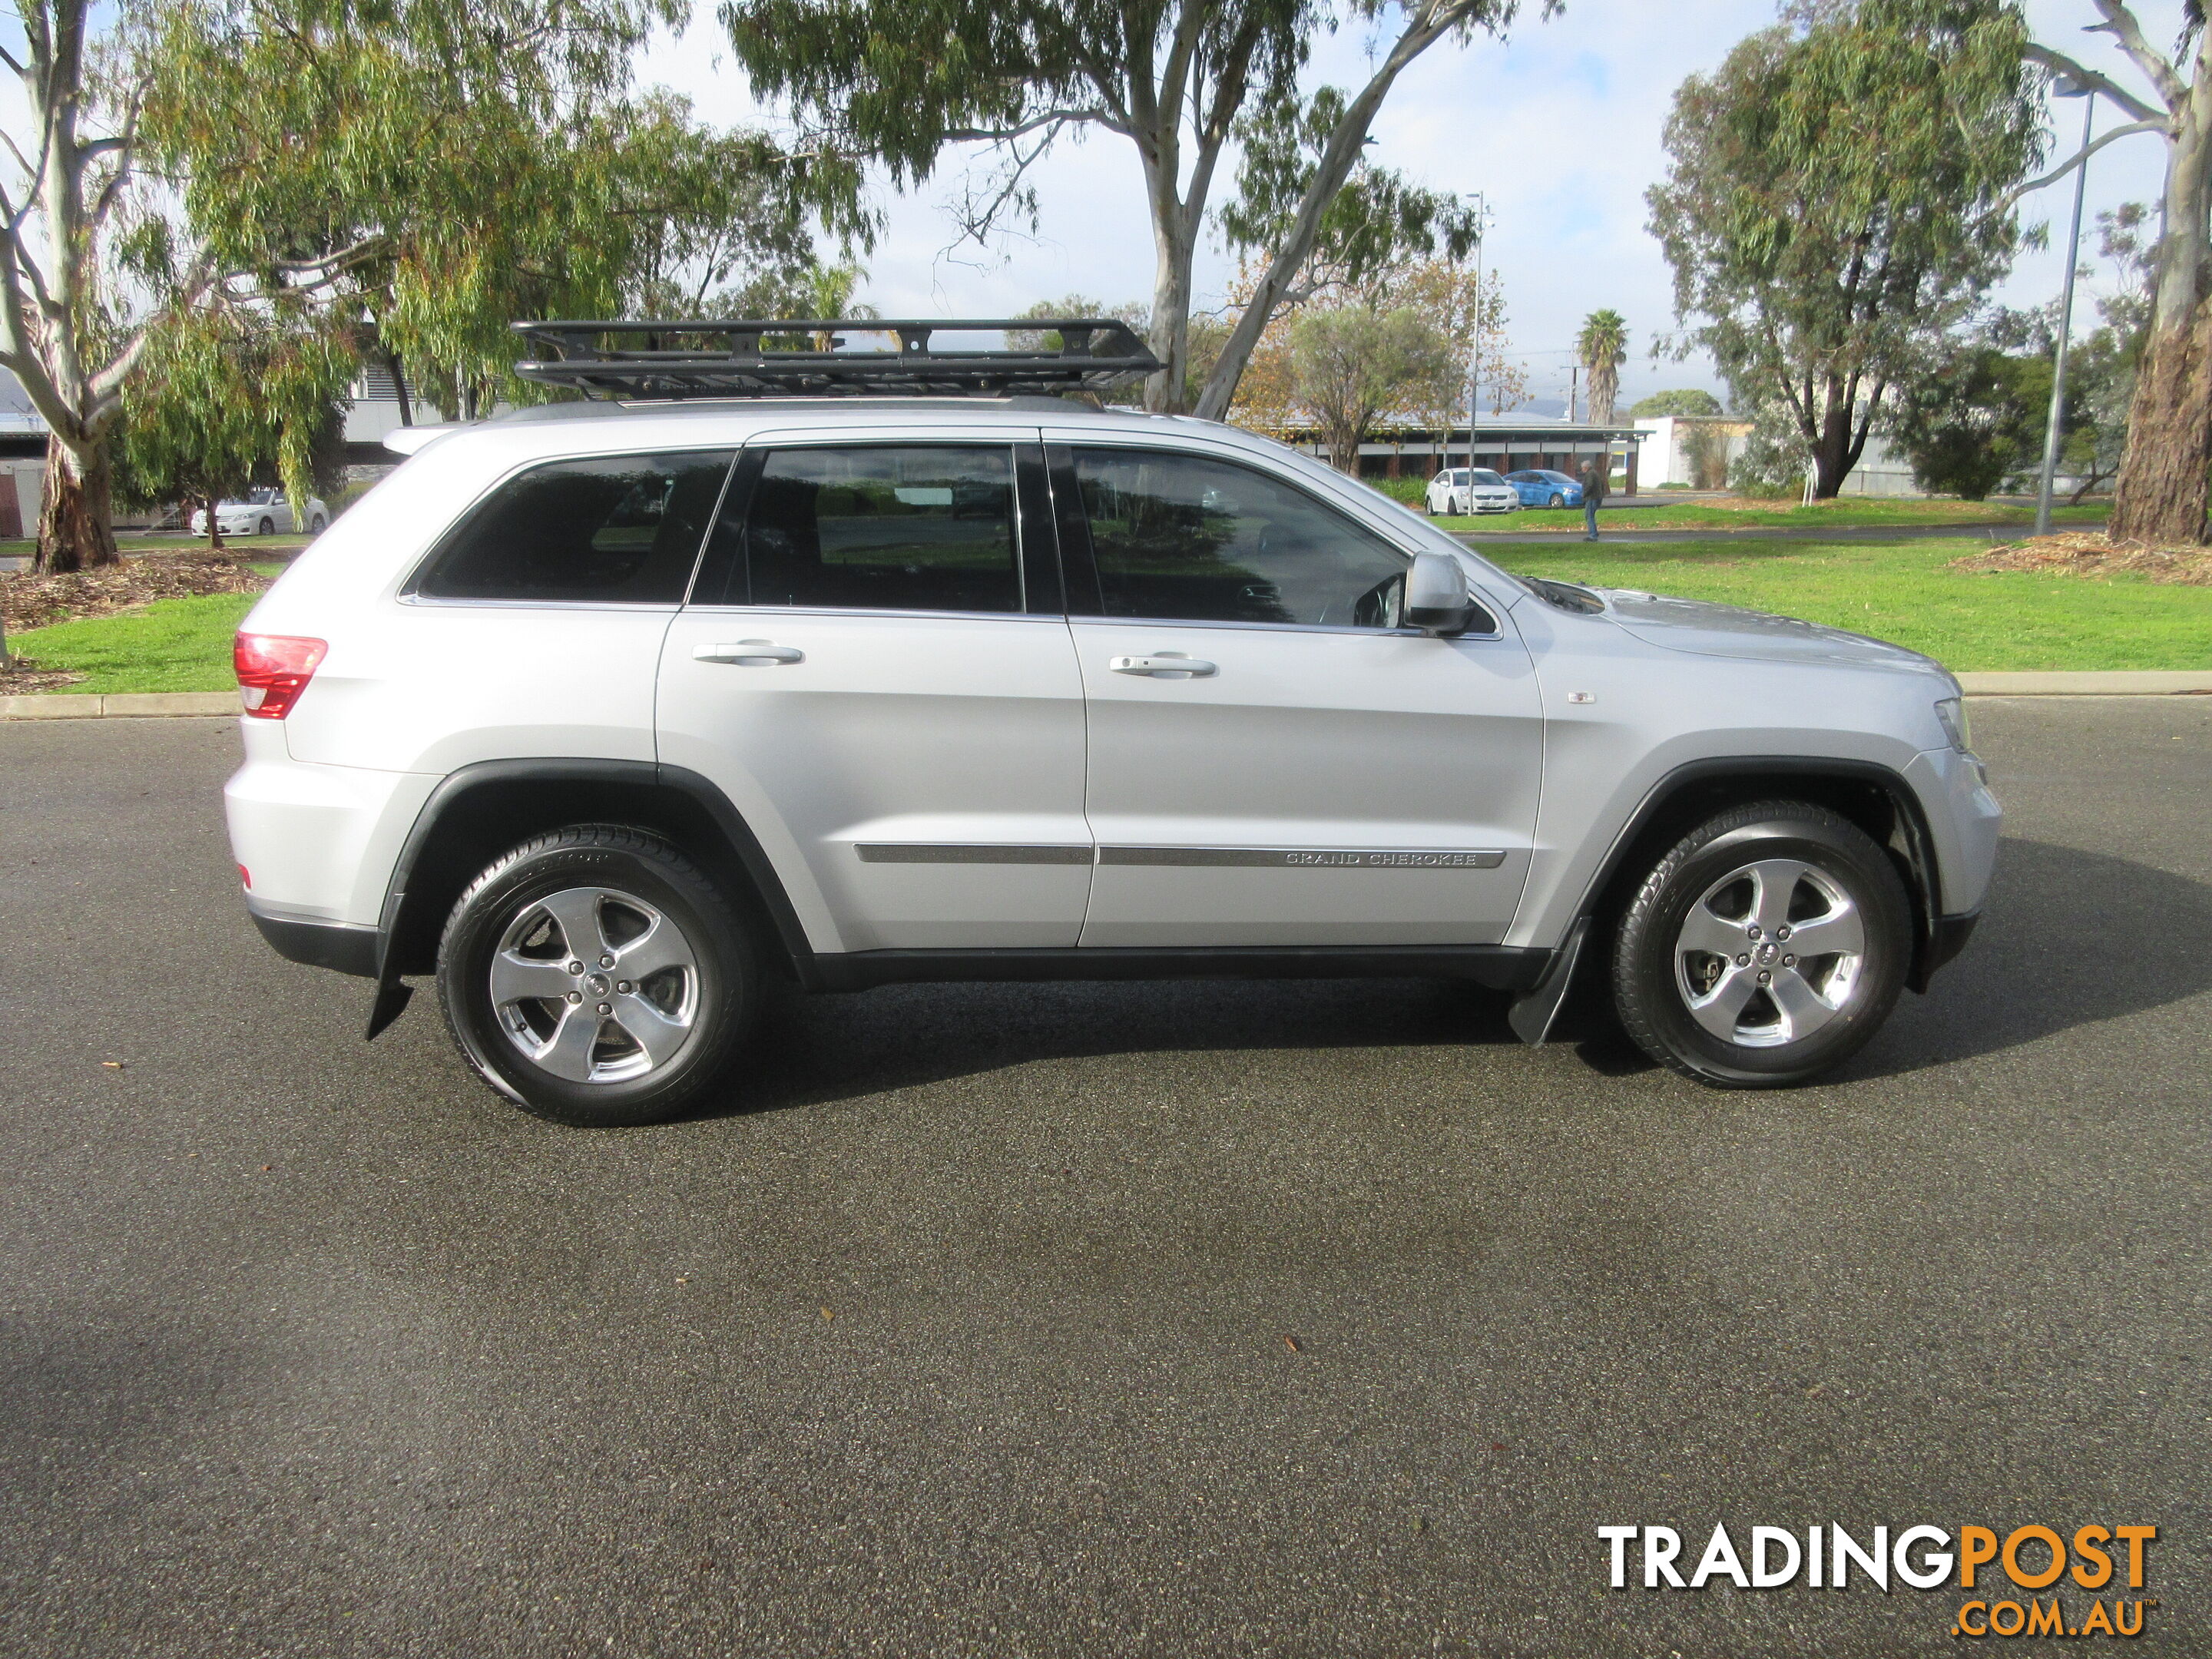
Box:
[247,899,380,978]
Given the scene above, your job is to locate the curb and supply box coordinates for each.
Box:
[1956,671,2212,697]
[1,691,236,720]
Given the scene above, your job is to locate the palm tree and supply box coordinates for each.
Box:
[1576,310,1630,426]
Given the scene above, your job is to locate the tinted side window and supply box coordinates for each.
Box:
[736,445,1021,614]
[416,451,734,603]
[1071,449,1409,628]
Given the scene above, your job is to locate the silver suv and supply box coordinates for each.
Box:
[224,320,1998,1125]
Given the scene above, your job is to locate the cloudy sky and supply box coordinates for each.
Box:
[641,0,2186,413]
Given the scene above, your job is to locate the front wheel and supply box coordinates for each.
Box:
[307,514,326,535]
[257,516,275,535]
[1548,493,1565,508]
[1611,801,1911,1087]
[438,825,760,1125]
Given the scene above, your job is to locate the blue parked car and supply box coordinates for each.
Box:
[1504,469,1583,508]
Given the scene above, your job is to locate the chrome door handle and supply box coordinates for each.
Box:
[695,640,804,665]
[1109,654,1217,677]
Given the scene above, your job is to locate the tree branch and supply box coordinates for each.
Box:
[1998,118,2167,208]
[2022,41,2161,122]
[945,107,1127,143]
[2087,0,2187,108]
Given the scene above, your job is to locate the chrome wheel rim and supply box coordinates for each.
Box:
[1673,858,1866,1049]
[490,886,700,1084]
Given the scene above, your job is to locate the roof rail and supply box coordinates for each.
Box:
[511,318,1160,399]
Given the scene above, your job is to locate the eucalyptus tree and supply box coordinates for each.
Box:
[116,300,356,549]
[0,1,204,571]
[1575,308,1628,425]
[2014,4,2212,542]
[141,0,864,422]
[1647,0,2041,498]
[720,0,1555,416]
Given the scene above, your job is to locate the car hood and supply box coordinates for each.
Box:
[1594,588,1946,675]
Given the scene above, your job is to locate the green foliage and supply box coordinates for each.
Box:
[1631,388,1724,417]
[1888,344,2048,499]
[717,0,1537,412]
[139,0,866,416]
[1647,0,2042,494]
[114,303,357,531]
[1282,301,1455,472]
[1364,477,1429,505]
[1220,85,1481,285]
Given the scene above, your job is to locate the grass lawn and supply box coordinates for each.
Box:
[1478,535,2212,671]
[7,539,2205,688]
[7,580,273,693]
[1436,498,2111,534]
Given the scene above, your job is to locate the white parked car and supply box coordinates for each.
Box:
[1426,467,1518,515]
[190,487,329,538]
[222,316,1997,1126]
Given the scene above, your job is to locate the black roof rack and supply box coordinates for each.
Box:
[511,318,1160,399]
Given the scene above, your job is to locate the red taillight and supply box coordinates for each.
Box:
[234,633,326,719]
[237,864,252,889]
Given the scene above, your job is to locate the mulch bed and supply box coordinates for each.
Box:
[1,551,276,634]
[0,657,85,693]
[1952,531,2212,587]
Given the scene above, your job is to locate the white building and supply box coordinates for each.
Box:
[1634,414,1923,497]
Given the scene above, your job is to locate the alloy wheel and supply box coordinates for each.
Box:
[1672,857,1866,1048]
[489,886,700,1083]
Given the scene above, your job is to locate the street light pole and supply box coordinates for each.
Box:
[1466,193,1486,480]
[2035,82,2095,538]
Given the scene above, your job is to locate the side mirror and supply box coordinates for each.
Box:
[1404,550,1479,635]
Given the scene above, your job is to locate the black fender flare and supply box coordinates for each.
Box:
[1507,754,1954,1043]
[365,758,816,1037]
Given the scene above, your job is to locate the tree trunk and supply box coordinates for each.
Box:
[385,348,415,427]
[33,434,119,574]
[2107,297,2212,544]
[203,493,225,552]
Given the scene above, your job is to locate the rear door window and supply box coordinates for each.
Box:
[724,445,1023,614]
[414,450,736,604]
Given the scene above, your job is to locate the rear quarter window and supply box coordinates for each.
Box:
[412,450,736,603]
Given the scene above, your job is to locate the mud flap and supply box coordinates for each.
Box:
[1506,917,1591,1048]
[364,978,413,1041]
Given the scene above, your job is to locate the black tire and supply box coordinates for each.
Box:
[1548,492,1565,508]
[1611,800,1911,1088]
[257,516,275,535]
[308,514,326,535]
[437,824,759,1126]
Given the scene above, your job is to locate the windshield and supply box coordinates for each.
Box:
[1470,470,1505,485]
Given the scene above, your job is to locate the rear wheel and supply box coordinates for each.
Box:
[438,825,759,1125]
[1611,801,1910,1087]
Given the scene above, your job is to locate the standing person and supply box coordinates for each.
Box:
[1578,450,1610,540]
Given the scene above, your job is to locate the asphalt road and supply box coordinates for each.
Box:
[2,700,2206,1658]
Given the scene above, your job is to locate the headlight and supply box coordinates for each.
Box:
[1934,696,1972,753]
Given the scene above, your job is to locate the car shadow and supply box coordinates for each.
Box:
[1844,836,2212,1080]
[694,836,2210,1118]
[703,972,1525,1120]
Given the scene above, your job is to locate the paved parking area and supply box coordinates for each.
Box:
[1,699,2206,1657]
